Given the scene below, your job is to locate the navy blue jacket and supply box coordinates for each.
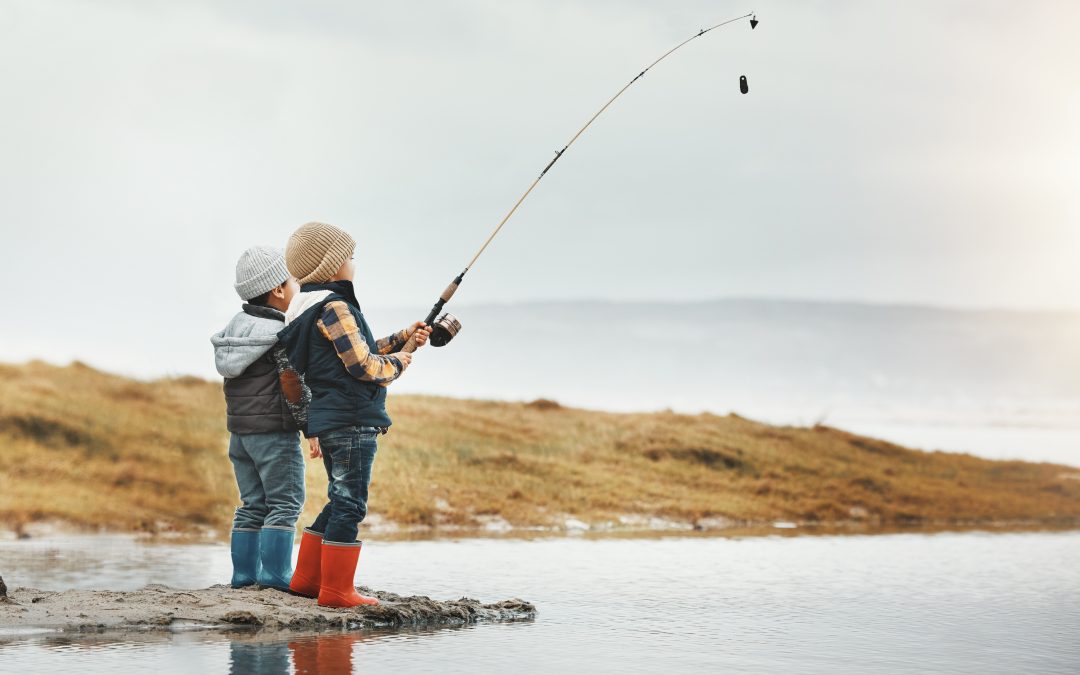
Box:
[276,281,393,435]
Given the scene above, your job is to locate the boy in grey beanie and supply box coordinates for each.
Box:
[211,246,309,592]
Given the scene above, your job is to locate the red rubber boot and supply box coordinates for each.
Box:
[288,528,323,598]
[317,541,379,608]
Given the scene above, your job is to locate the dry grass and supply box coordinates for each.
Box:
[2,360,1079,538]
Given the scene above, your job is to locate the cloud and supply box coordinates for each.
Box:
[1,0,1078,376]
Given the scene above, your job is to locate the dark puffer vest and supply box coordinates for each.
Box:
[211,304,301,434]
[276,280,392,436]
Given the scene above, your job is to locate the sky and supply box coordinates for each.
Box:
[1,0,1078,378]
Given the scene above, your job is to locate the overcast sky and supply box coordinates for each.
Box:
[1,0,1078,377]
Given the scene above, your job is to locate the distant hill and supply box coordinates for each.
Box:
[14,297,1077,430]
[374,298,1080,426]
[2,361,1079,539]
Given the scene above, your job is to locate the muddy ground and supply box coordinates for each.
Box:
[0,576,535,633]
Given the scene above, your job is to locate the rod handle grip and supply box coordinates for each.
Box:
[401,332,421,354]
[440,279,460,303]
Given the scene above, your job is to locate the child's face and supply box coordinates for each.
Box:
[282,277,300,305]
[332,258,356,282]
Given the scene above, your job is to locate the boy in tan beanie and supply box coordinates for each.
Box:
[276,221,431,608]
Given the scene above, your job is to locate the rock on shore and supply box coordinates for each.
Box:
[0,584,535,632]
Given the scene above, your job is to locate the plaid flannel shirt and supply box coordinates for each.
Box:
[317,301,410,385]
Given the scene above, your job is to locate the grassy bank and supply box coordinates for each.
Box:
[1,361,1078,538]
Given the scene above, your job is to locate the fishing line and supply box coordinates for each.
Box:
[405,12,759,351]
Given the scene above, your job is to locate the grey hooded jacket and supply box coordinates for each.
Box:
[211,304,305,435]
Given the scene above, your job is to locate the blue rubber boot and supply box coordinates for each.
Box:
[230,528,261,588]
[256,526,296,591]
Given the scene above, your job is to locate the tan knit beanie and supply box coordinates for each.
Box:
[285,222,356,285]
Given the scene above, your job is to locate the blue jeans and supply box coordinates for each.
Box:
[309,425,380,543]
[228,431,305,530]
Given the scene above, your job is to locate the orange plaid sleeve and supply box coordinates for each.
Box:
[376,329,410,355]
[316,301,404,384]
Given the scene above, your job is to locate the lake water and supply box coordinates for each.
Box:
[1,531,1078,674]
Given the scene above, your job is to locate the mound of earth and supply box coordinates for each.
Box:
[0,583,535,632]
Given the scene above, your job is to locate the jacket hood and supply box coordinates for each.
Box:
[211,305,286,378]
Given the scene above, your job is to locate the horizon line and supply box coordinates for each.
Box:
[367,295,1080,316]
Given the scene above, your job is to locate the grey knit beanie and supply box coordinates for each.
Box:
[285,222,356,285]
[234,246,290,300]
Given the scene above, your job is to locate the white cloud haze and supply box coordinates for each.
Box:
[1,0,1078,379]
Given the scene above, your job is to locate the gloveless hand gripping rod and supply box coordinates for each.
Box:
[404,12,757,352]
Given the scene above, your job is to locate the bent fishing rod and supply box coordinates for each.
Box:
[403,12,759,352]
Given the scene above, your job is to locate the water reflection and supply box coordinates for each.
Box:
[286,634,360,675]
[0,625,500,675]
[227,631,389,675]
[2,533,1078,674]
[230,636,290,675]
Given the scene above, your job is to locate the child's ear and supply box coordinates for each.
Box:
[272,283,287,298]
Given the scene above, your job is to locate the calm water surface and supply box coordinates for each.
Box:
[1,531,1077,674]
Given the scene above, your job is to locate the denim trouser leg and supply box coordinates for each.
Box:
[309,453,333,535]
[249,433,306,528]
[229,434,268,530]
[309,426,379,543]
[229,432,305,530]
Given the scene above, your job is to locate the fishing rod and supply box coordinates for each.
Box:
[403,12,759,352]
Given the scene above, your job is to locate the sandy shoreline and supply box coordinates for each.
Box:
[0,581,534,634]
[5,516,1079,545]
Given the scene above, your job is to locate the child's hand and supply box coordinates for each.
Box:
[408,322,433,348]
[308,437,322,459]
[394,352,413,370]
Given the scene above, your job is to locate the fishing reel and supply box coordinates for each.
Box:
[428,312,461,347]
[403,277,465,354]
